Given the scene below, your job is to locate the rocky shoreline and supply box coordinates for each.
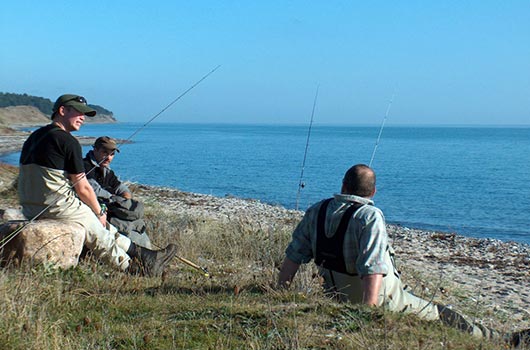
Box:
[0,130,99,156]
[1,134,529,331]
[0,127,130,156]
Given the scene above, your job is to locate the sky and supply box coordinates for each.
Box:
[1,1,529,126]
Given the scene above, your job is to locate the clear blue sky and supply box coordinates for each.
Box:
[1,1,529,125]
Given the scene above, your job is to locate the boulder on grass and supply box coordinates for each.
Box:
[0,208,26,221]
[0,220,85,269]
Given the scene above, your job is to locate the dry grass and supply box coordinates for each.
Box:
[0,166,524,349]
[0,162,19,207]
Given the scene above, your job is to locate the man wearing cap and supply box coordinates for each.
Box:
[84,136,132,201]
[83,136,152,248]
[18,94,176,276]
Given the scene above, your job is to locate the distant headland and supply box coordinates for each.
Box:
[0,92,117,128]
[0,92,119,155]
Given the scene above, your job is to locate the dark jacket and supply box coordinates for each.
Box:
[83,150,130,200]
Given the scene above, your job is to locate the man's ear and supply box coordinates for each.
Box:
[371,187,377,197]
[57,105,67,117]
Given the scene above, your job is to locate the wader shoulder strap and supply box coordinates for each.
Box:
[315,198,363,276]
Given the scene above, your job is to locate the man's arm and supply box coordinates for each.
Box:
[105,168,132,199]
[69,173,106,226]
[361,274,383,306]
[278,257,301,288]
[356,207,388,306]
[87,178,113,199]
[116,183,132,199]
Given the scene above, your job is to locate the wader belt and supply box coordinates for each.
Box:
[315,198,363,276]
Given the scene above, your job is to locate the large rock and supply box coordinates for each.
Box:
[0,220,85,269]
[0,208,25,221]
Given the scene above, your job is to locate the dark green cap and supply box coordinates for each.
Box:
[52,94,97,117]
[94,136,120,153]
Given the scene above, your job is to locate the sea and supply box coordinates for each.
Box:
[2,123,529,245]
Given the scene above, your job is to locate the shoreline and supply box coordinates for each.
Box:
[0,127,130,156]
[0,133,101,156]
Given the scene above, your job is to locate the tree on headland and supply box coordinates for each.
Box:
[0,92,113,117]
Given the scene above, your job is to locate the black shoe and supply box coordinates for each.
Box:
[511,328,530,348]
[136,244,177,277]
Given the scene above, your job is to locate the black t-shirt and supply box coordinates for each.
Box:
[20,124,85,174]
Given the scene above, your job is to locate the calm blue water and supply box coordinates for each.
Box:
[2,123,529,245]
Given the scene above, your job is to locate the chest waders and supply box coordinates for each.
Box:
[315,198,400,294]
[315,198,363,291]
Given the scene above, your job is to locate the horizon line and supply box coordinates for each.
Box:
[109,120,530,128]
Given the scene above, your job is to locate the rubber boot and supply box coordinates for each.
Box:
[128,243,177,277]
[510,328,530,348]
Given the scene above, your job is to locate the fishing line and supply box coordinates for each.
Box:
[0,65,221,251]
[295,84,319,211]
[369,92,395,168]
[119,64,221,147]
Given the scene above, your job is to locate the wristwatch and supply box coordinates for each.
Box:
[98,204,107,217]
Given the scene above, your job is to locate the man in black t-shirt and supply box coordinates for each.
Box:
[18,94,176,276]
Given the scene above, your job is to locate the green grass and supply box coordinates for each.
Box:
[0,177,524,349]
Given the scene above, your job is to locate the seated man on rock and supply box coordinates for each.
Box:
[278,164,528,347]
[83,136,152,249]
[17,94,176,276]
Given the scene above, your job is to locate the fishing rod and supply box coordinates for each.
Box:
[149,241,210,277]
[120,65,221,147]
[176,255,210,277]
[0,65,221,252]
[369,92,395,168]
[295,85,319,211]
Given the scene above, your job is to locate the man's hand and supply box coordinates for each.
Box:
[278,258,301,289]
[70,173,106,221]
[98,212,107,227]
[111,194,131,203]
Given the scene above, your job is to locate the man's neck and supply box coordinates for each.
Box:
[52,120,68,132]
[89,151,107,168]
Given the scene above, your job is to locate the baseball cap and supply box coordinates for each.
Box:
[94,136,120,153]
[52,94,97,117]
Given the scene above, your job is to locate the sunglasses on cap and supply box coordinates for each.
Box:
[63,96,88,105]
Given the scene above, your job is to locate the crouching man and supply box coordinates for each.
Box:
[83,136,152,249]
